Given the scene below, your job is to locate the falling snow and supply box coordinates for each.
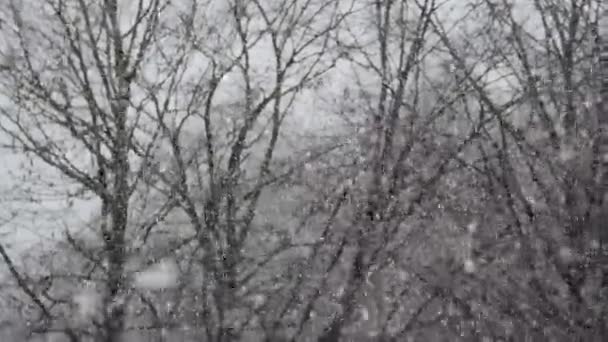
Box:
[359,307,369,321]
[73,287,101,319]
[558,246,577,264]
[134,259,179,290]
[0,1,606,341]
[467,220,478,233]
[559,145,576,162]
[463,259,476,274]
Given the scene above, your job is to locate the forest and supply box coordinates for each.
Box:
[0,0,606,341]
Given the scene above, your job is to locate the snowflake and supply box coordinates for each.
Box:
[463,259,476,274]
[559,145,576,162]
[134,259,179,290]
[73,288,101,319]
[359,307,369,321]
[467,220,478,233]
[558,246,576,264]
[590,239,600,250]
[252,294,265,307]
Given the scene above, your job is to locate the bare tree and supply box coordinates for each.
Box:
[3,0,605,341]
[0,0,182,340]
[107,0,352,340]
[259,0,498,340]
[427,0,608,339]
